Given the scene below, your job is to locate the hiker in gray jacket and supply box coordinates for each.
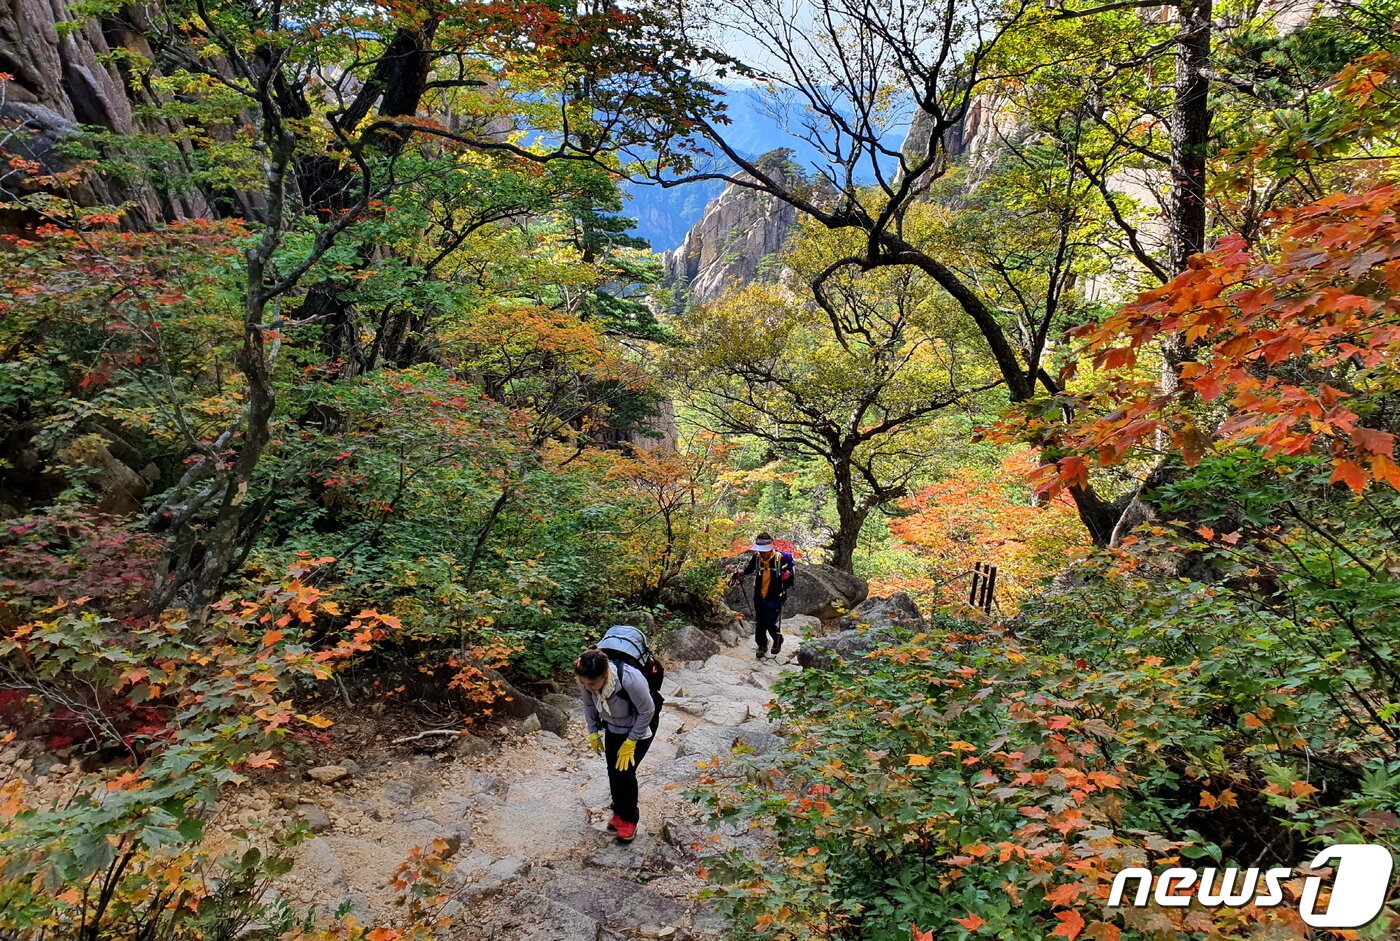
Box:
[576,648,660,842]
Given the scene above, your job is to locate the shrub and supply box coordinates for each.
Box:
[0,507,159,625]
[692,600,1400,939]
[0,560,455,940]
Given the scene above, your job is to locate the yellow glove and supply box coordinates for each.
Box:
[588,732,603,754]
[615,738,637,771]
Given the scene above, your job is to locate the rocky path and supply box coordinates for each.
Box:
[263,631,804,940]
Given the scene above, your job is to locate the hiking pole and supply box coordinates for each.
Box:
[774,603,787,660]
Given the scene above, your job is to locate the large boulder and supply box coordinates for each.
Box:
[797,594,927,670]
[722,554,867,622]
[795,627,899,671]
[57,434,155,515]
[781,614,825,637]
[659,624,721,662]
[838,592,926,632]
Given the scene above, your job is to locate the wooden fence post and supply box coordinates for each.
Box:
[968,562,997,614]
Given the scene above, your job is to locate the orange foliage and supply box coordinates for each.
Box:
[446,303,644,398]
[443,640,518,714]
[878,452,1089,611]
[1023,185,1400,495]
[596,433,739,591]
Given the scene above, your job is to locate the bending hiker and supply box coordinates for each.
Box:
[731,531,795,660]
[576,646,660,842]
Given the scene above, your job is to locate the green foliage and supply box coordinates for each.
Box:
[500,617,594,683]
[0,220,248,512]
[240,368,628,669]
[686,29,1400,935]
[5,1,1399,939]
[692,623,1193,940]
[0,0,736,935]
[666,218,1006,569]
[696,551,1400,939]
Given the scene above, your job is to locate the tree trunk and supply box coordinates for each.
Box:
[149,77,297,614]
[1163,0,1213,386]
[828,458,868,573]
[1068,482,1124,547]
[299,22,441,366]
[1105,0,1214,549]
[1168,0,1212,273]
[463,485,515,592]
[188,324,276,611]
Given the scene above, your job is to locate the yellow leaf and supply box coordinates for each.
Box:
[907,754,934,767]
[302,714,334,729]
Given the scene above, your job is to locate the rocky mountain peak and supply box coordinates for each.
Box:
[662,150,805,308]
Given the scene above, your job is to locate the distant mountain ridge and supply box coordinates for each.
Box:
[625,179,727,256]
[625,85,908,253]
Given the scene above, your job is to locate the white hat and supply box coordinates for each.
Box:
[750,536,775,552]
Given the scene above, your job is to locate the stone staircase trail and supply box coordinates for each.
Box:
[265,629,806,941]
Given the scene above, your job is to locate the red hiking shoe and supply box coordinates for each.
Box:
[606,814,623,832]
[614,820,637,842]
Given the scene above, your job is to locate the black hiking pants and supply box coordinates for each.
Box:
[604,704,662,823]
[754,599,784,655]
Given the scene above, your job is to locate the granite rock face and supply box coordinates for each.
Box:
[663,150,804,306]
[797,593,927,670]
[659,624,722,662]
[795,627,898,671]
[900,92,1019,191]
[0,0,214,227]
[837,592,926,632]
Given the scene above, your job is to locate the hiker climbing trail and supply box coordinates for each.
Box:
[258,632,802,940]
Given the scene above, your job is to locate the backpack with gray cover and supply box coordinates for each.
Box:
[597,625,665,707]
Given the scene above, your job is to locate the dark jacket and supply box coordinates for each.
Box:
[741,551,795,605]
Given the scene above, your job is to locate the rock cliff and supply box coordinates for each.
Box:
[0,0,214,226]
[662,151,804,307]
[898,91,1023,195]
